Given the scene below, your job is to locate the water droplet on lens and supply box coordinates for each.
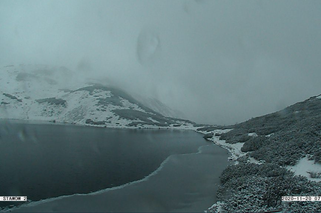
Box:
[17,128,27,142]
[136,28,161,66]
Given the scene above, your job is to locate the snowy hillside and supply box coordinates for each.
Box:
[0,64,194,128]
[198,94,321,212]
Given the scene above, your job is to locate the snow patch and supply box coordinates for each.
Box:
[247,157,264,165]
[266,133,274,138]
[203,129,246,162]
[206,201,224,213]
[147,117,159,123]
[248,132,258,137]
[196,128,265,166]
[120,98,145,112]
[287,157,321,182]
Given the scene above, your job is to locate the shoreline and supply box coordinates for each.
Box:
[0,118,197,131]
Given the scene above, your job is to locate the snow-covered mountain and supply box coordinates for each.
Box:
[0,64,194,128]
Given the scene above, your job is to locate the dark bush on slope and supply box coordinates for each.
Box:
[314,150,321,164]
[3,93,22,102]
[217,163,321,212]
[248,132,321,166]
[241,136,269,152]
[220,128,250,144]
[220,163,291,185]
[36,97,66,106]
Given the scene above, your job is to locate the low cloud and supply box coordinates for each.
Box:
[1,0,321,125]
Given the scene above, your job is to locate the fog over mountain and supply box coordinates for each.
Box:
[1,0,321,125]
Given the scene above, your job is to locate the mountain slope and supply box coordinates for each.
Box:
[199,95,321,212]
[219,94,321,165]
[0,64,194,128]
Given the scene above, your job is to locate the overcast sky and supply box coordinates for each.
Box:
[1,0,321,125]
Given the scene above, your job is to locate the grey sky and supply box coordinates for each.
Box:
[1,0,321,125]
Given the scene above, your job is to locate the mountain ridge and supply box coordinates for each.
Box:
[0,64,194,129]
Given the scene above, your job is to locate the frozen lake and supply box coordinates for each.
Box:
[0,120,229,212]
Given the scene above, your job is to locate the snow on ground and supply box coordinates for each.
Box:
[287,157,321,182]
[248,132,258,137]
[247,156,264,165]
[209,129,245,162]
[196,128,266,165]
[265,133,274,138]
[120,98,145,112]
[206,201,224,213]
[195,128,248,162]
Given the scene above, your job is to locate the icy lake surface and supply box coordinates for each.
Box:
[0,120,229,212]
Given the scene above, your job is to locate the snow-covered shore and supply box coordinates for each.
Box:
[196,128,248,163]
[195,127,321,213]
[0,117,196,131]
[197,127,321,182]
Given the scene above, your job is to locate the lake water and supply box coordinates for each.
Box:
[0,120,229,212]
